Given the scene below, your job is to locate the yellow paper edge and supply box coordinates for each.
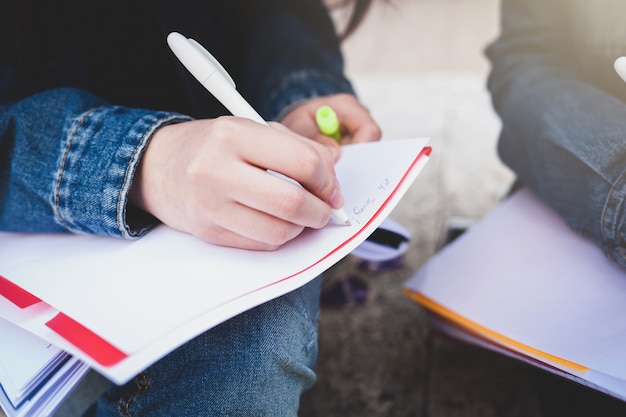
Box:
[403,289,589,373]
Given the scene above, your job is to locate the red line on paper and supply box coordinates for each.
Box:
[46,313,128,367]
[0,275,41,308]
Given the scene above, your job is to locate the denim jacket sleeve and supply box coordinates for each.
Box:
[486,0,626,267]
[0,87,191,238]
[235,0,355,121]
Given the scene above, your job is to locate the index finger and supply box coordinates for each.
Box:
[239,120,341,207]
[335,105,382,144]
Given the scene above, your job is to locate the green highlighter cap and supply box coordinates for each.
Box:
[315,105,341,141]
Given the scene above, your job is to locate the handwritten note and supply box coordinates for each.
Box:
[347,178,394,228]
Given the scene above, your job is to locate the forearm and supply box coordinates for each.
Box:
[0,87,190,238]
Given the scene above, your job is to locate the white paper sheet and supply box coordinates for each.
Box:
[405,187,626,392]
[0,137,431,384]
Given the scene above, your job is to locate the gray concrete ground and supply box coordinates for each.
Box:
[8,1,609,416]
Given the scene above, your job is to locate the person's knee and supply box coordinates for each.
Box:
[89,277,322,417]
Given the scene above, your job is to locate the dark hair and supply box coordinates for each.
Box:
[343,0,375,40]
[330,0,378,41]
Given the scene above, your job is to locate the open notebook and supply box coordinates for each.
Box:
[0,137,431,385]
[404,187,626,401]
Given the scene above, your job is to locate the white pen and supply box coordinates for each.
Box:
[615,56,626,83]
[166,32,351,226]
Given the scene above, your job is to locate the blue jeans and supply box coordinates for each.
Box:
[485,0,626,268]
[84,277,321,417]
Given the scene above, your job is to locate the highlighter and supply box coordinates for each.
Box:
[315,105,341,141]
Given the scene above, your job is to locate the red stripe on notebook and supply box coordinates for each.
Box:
[46,313,127,366]
[0,275,41,308]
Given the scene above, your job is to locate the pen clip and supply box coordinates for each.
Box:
[167,32,236,89]
[187,38,236,89]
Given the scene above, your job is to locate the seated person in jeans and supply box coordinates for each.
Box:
[487,0,626,414]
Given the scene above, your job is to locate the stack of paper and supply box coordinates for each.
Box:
[404,188,626,401]
[0,138,431,393]
[0,318,89,417]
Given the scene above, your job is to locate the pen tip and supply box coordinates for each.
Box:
[345,219,352,226]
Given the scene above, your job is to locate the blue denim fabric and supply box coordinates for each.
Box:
[486,0,626,267]
[1,1,349,415]
[84,277,321,417]
[0,87,190,238]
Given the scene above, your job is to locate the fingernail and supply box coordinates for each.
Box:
[329,181,344,208]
